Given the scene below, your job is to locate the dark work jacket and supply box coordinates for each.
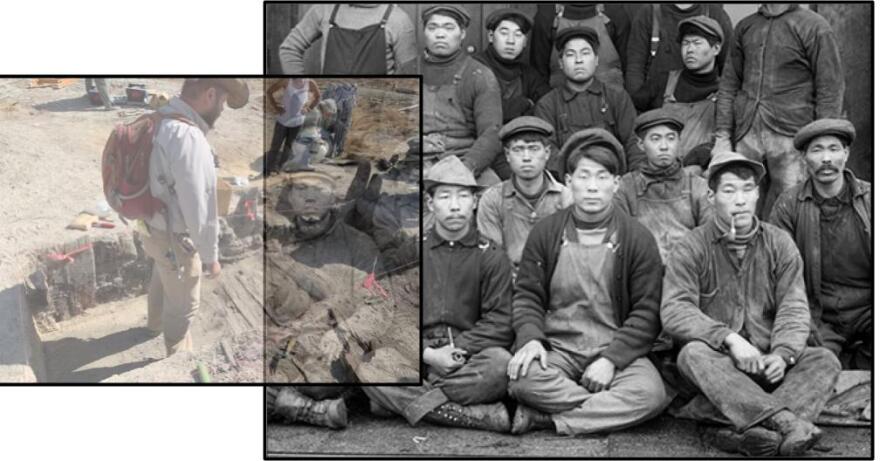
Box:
[768,170,871,342]
[513,205,663,369]
[716,5,844,141]
[625,3,732,95]
[424,226,514,355]
[473,48,552,123]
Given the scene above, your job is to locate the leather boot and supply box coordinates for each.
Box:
[273,387,348,429]
[511,404,553,434]
[762,410,822,455]
[702,426,781,456]
[422,402,510,433]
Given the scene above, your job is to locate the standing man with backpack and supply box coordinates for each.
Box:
[139,78,249,356]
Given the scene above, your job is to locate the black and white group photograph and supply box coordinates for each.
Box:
[265,2,872,458]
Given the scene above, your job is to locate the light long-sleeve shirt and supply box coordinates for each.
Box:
[147,97,219,264]
[279,4,417,74]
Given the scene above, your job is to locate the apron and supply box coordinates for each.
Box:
[322,4,393,75]
[632,173,698,264]
[422,60,475,160]
[549,7,624,90]
[662,69,717,158]
[545,222,619,363]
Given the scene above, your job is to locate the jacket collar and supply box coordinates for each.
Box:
[426,223,480,249]
[709,215,765,243]
[161,97,211,134]
[561,78,602,102]
[797,169,868,202]
[502,171,565,198]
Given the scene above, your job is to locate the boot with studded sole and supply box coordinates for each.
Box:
[273,387,348,429]
[422,402,510,433]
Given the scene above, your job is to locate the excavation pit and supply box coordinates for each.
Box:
[14,186,265,383]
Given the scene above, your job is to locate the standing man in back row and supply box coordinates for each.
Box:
[142,78,249,356]
[421,4,504,186]
[279,4,417,74]
[712,4,844,219]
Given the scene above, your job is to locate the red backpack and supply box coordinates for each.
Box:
[101,112,192,220]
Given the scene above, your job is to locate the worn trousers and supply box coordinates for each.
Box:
[508,353,669,435]
[266,121,302,174]
[84,78,112,108]
[674,341,841,430]
[363,347,511,425]
[142,230,202,356]
[735,120,806,219]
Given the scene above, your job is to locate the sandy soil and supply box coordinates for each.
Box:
[0,78,264,287]
[0,78,264,382]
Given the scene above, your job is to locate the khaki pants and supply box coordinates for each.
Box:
[141,229,202,356]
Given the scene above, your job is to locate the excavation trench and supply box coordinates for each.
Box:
[15,186,264,383]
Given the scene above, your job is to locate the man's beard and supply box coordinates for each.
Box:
[200,98,224,129]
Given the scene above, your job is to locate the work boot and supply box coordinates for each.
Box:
[422,402,510,433]
[273,388,348,429]
[511,404,553,434]
[369,400,395,418]
[702,426,781,456]
[762,410,823,455]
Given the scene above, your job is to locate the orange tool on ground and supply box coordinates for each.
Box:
[46,243,93,263]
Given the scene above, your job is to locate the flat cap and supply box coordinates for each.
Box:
[554,26,599,52]
[559,128,625,175]
[485,8,533,34]
[677,15,724,44]
[793,118,856,151]
[499,116,554,142]
[634,108,684,136]
[706,151,766,184]
[185,78,250,109]
[422,4,471,28]
[425,155,481,190]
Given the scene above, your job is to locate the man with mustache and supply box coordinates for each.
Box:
[614,108,713,264]
[477,116,572,276]
[712,4,844,219]
[141,78,249,356]
[534,27,642,179]
[507,128,668,436]
[363,155,515,432]
[769,119,871,370]
[661,151,841,456]
[422,4,504,186]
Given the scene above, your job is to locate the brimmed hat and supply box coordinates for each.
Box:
[793,118,856,151]
[485,8,532,34]
[424,156,480,191]
[185,78,249,109]
[677,15,724,44]
[499,116,554,143]
[706,151,766,183]
[554,26,599,52]
[287,170,335,188]
[634,108,684,136]
[559,128,625,175]
[422,4,471,28]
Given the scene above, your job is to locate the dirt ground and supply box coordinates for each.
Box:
[267,414,872,458]
[262,78,421,384]
[0,78,264,382]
